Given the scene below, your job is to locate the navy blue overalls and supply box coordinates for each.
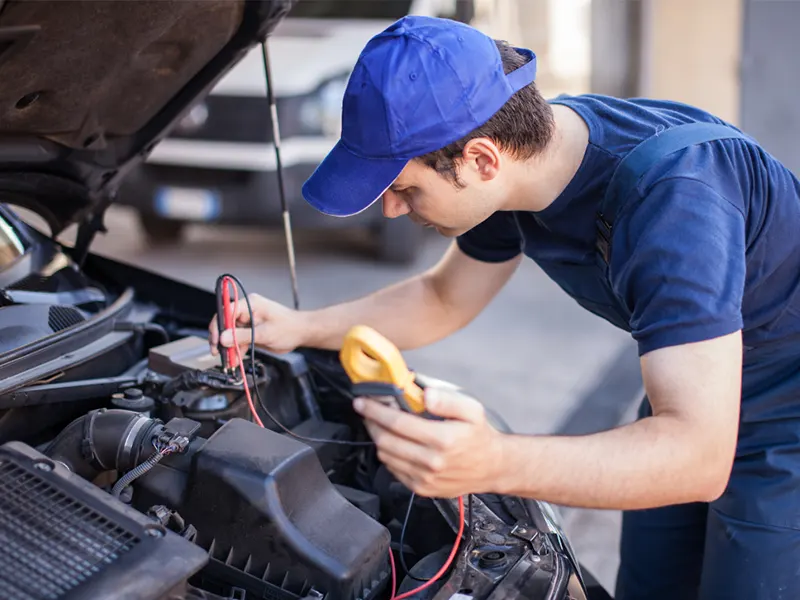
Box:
[531,122,800,600]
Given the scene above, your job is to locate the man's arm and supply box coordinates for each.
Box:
[493,331,742,508]
[491,177,746,508]
[305,241,521,351]
[354,331,742,508]
[354,176,746,507]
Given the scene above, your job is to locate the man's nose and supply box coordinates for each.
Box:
[382,192,411,218]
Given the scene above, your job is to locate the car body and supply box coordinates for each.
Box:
[0,1,613,599]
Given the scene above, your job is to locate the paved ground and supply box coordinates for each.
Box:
[84,206,640,594]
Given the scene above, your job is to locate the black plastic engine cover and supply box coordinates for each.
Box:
[179,419,391,600]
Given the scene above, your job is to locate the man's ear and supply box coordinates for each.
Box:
[461,138,502,181]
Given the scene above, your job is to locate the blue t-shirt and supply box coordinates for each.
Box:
[459,94,800,523]
[457,94,800,362]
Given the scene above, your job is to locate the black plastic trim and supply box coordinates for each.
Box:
[0,286,135,393]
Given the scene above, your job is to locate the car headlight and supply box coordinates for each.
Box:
[537,499,565,534]
[299,73,349,137]
[536,500,584,578]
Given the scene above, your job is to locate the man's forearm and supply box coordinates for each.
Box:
[493,414,732,510]
[303,273,462,351]
[301,242,520,352]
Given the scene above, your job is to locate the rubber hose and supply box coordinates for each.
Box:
[45,408,161,480]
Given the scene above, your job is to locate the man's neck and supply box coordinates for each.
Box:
[502,104,590,212]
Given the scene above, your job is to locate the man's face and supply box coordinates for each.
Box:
[380,152,504,238]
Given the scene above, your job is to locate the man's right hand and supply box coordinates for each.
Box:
[208,293,308,355]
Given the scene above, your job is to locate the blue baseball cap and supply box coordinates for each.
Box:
[301,15,537,217]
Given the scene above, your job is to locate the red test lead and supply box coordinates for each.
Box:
[215,275,237,375]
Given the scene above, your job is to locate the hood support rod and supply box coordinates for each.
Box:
[261,39,300,310]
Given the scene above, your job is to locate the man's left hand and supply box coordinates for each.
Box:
[353,387,506,498]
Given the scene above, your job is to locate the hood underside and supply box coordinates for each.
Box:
[0,0,295,235]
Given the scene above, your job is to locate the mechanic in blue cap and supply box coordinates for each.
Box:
[212,15,800,599]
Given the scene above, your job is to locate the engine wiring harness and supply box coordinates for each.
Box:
[215,272,472,600]
[111,417,200,499]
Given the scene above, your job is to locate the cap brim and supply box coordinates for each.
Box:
[302,140,407,217]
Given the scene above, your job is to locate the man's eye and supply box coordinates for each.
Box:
[390,187,417,203]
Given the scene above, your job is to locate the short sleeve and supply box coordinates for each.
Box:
[456,211,523,263]
[610,177,746,356]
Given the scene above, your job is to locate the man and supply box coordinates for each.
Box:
[209,15,800,600]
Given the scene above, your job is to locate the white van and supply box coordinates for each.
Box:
[117,0,482,264]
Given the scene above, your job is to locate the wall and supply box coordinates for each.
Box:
[590,0,640,97]
[640,0,744,124]
[739,0,800,174]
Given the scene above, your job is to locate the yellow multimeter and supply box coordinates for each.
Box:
[339,325,426,414]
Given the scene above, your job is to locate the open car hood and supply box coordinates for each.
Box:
[0,0,296,237]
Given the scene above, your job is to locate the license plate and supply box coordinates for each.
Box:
[154,187,220,221]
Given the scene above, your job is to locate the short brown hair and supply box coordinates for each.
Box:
[417,40,555,187]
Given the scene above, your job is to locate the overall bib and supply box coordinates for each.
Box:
[523,122,800,600]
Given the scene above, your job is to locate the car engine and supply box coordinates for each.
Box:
[0,322,399,600]
[0,231,598,600]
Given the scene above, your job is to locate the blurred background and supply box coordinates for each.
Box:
[33,0,799,593]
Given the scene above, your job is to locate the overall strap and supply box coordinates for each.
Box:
[596,122,749,264]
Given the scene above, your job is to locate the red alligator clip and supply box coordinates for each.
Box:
[216,276,237,374]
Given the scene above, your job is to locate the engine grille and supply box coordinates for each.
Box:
[47,306,85,332]
[0,442,208,600]
[0,461,140,600]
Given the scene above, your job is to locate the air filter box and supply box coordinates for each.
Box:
[0,441,208,600]
[176,419,391,600]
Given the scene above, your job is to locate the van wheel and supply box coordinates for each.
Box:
[138,213,186,245]
[375,218,424,265]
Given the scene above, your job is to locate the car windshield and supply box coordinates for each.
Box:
[0,212,24,271]
[288,0,414,19]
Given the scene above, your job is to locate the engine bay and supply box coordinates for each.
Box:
[0,214,594,600]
